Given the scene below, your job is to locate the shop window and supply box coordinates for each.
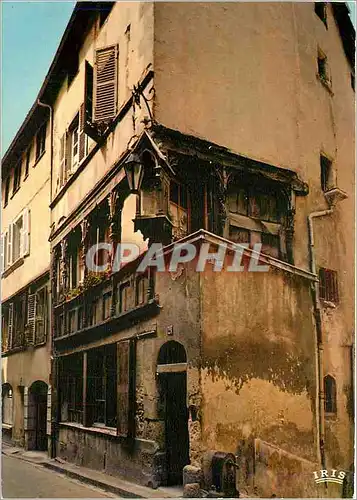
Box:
[324,375,336,414]
[60,353,83,423]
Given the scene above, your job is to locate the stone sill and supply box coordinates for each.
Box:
[59,421,118,438]
[2,423,13,430]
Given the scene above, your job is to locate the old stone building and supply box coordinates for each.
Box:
[2,2,355,497]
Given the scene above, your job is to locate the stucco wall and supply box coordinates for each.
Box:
[200,265,317,465]
[153,1,355,474]
[51,2,154,234]
[1,144,50,301]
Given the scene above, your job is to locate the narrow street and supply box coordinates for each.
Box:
[1,455,116,498]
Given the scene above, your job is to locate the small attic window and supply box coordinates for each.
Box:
[320,154,333,192]
[315,3,327,28]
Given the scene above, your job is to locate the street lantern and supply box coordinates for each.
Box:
[124,153,144,193]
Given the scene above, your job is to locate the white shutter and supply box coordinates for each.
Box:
[21,208,30,257]
[59,133,67,187]
[27,293,37,345]
[7,224,13,267]
[8,303,14,350]
[1,233,4,273]
[93,45,118,123]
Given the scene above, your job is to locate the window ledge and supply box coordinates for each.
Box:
[59,421,118,437]
[2,257,25,278]
[2,423,13,430]
[33,150,46,168]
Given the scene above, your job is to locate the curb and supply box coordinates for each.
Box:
[42,461,144,498]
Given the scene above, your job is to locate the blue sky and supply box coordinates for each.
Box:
[1,1,74,155]
[1,2,356,156]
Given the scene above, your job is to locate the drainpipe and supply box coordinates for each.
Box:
[307,208,333,471]
[37,98,56,457]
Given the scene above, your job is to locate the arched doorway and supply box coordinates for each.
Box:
[2,383,13,426]
[28,381,48,451]
[157,341,190,485]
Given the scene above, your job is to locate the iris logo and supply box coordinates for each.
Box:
[313,469,346,485]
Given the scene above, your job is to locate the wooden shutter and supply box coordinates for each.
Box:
[27,293,37,345]
[59,133,66,187]
[93,45,118,123]
[78,103,86,163]
[8,303,14,350]
[7,224,13,267]
[117,339,136,437]
[20,208,30,257]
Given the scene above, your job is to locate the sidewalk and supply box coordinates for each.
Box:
[2,443,183,498]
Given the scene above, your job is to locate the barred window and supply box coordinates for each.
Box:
[319,268,339,303]
[324,375,337,414]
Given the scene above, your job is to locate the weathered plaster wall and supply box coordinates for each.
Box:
[153,1,354,474]
[200,265,317,477]
[1,144,50,301]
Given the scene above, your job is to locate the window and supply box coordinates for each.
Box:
[317,50,330,86]
[315,3,327,27]
[60,353,83,424]
[24,147,31,178]
[36,122,46,161]
[2,208,30,272]
[351,72,355,92]
[67,50,79,88]
[169,180,188,240]
[69,115,80,172]
[87,344,117,427]
[93,45,118,123]
[320,154,333,192]
[324,375,337,413]
[319,268,339,303]
[4,176,11,206]
[227,181,284,260]
[13,161,22,195]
